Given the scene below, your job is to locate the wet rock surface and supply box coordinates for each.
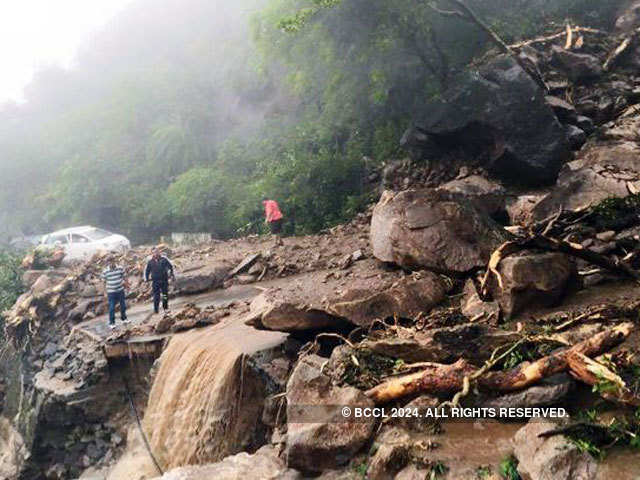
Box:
[151,445,298,480]
[481,373,575,408]
[514,420,598,480]
[247,260,447,331]
[371,189,511,273]
[409,56,571,185]
[520,142,640,223]
[285,355,376,472]
[172,262,230,294]
[436,175,507,217]
[486,251,576,319]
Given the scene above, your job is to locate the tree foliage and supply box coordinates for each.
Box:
[0,250,23,314]
[0,0,627,243]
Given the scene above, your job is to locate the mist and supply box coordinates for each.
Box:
[0,0,626,245]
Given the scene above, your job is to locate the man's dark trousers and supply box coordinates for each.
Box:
[108,290,127,325]
[152,280,169,313]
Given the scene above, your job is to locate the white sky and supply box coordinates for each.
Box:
[0,0,133,103]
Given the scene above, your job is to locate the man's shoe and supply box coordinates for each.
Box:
[109,324,117,330]
[122,318,131,325]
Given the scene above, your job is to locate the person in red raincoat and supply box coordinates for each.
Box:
[262,198,284,246]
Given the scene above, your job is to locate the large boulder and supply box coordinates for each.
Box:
[514,420,597,480]
[247,291,344,332]
[371,189,512,273]
[329,273,447,328]
[408,56,571,185]
[286,355,376,472]
[486,251,576,319]
[246,263,446,331]
[511,142,640,224]
[172,262,230,295]
[551,45,603,83]
[436,175,507,217]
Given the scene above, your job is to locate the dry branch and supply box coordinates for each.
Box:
[564,24,573,50]
[509,26,607,49]
[567,352,640,406]
[604,28,640,72]
[365,323,633,404]
[480,234,640,298]
[430,0,546,89]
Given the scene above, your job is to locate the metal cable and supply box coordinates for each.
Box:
[122,374,164,476]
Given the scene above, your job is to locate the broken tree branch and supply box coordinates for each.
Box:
[567,352,640,406]
[440,337,528,409]
[526,235,640,281]
[481,234,640,298]
[564,24,573,50]
[604,27,640,72]
[509,26,607,49]
[428,3,466,20]
[441,0,513,55]
[432,0,548,92]
[365,323,633,404]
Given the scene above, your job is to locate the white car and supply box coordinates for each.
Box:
[40,226,131,261]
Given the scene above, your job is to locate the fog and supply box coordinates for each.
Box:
[0,0,625,244]
[0,0,133,102]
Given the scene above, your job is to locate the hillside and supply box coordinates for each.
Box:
[3,1,640,480]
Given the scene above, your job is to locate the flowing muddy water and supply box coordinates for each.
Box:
[108,316,287,479]
[406,419,640,479]
[0,417,26,480]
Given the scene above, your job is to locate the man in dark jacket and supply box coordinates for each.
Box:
[144,247,175,314]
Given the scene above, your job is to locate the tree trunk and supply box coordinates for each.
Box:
[366,323,633,404]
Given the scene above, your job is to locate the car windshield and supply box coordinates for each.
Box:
[84,228,113,241]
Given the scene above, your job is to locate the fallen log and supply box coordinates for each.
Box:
[481,323,633,391]
[567,352,640,407]
[365,359,476,404]
[366,324,633,404]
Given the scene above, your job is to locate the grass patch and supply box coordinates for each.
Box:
[499,455,521,480]
[496,339,565,371]
[589,194,640,232]
[563,407,640,460]
[339,348,398,390]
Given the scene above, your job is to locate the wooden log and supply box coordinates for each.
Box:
[365,359,476,404]
[366,324,632,404]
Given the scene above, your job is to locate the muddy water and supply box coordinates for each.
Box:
[401,420,640,479]
[0,417,26,480]
[392,420,522,478]
[108,316,287,479]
